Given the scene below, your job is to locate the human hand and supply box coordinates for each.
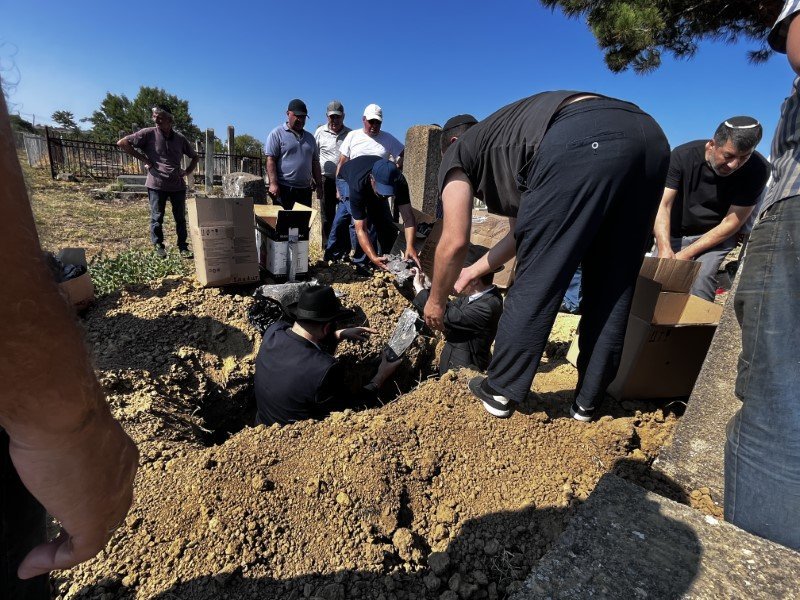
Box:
[404,246,421,269]
[337,326,378,342]
[375,348,403,382]
[657,245,676,260]
[454,267,478,295]
[268,182,280,199]
[674,249,692,261]
[11,412,139,579]
[371,255,390,271]
[424,299,446,332]
[410,268,428,294]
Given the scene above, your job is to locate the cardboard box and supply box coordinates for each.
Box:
[254,204,316,276]
[418,210,516,289]
[188,197,259,286]
[567,257,723,400]
[57,248,94,309]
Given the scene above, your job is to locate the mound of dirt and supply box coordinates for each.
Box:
[55,265,682,600]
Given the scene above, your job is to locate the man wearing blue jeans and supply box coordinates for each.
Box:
[725,0,800,551]
[118,105,198,258]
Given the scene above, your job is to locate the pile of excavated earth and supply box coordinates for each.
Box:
[53,262,702,600]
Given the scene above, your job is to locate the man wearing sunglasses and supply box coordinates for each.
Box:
[653,117,769,300]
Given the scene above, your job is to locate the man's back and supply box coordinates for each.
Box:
[254,321,336,426]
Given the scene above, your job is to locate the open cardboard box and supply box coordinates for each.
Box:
[253,204,317,276]
[57,248,94,310]
[188,196,259,287]
[567,257,723,399]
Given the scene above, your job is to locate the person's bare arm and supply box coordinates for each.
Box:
[0,91,138,579]
[354,218,387,270]
[395,150,404,170]
[398,203,420,267]
[116,137,150,168]
[453,221,517,293]
[653,187,677,259]
[182,155,199,177]
[266,156,280,200]
[425,169,472,331]
[676,205,755,260]
[335,154,349,178]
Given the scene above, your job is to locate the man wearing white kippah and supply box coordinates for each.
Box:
[653,117,769,300]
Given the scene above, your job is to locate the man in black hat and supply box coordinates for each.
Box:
[653,116,769,300]
[254,285,402,426]
[265,99,323,209]
[117,104,199,258]
[411,246,503,375]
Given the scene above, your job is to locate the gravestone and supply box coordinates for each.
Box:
[222,172,267,205]
[404,125,442,217]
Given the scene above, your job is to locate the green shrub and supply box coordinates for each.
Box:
[90,248,193,295]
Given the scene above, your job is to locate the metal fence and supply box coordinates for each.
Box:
[43,128,264,180]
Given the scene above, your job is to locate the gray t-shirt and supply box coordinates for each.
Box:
[266,124,319,187]
[314,124,351,177]
[126,126,197,191]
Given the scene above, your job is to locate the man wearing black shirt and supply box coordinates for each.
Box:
[653,117,768,301]
[255,285,400,426]
[425,92,670,422]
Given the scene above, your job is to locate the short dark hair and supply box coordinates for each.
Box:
[441,114,478,154]
[713,116,763,152]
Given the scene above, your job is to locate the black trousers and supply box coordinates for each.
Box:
[320,175,338,248]
[276,185,312,210]
[1,431,49,599]
[488,98,670,408]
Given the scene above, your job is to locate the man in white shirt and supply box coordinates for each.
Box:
[314,100,351,249]
[336,103,405,174]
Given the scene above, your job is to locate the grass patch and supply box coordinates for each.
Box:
[90,248,194,295]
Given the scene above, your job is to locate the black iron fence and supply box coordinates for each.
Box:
[44,127,264,180]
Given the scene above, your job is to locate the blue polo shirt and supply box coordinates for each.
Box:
[265,123,319,187]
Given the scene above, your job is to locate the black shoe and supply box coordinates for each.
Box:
[179,247,193,259]
[570,401,595,422]
[154,244,167,258]
[468,376,514,418]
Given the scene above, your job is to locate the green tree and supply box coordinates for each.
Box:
[233,134,264,156]
[88,86,201,142]
[10,114,37,134]
[540,0,782,73]
[51,110,79,132]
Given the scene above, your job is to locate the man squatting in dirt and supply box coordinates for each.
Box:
[254,285,402,426]
[0,85,139,599]
[117,104,199,259]
[425,92,670,422]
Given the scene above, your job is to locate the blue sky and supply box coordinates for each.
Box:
[1,0,790,156]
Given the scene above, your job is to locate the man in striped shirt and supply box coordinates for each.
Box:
[724,0,800,551]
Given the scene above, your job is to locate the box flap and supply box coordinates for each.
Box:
[57,247,87,268]
[469,211,516,288]
[629,276,662,322]
[640,257,701,293]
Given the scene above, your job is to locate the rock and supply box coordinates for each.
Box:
[448,572,462,591]
[222,172,267,204]
[428,551,451,576]
[483,539,500,556]
[439,591,459,600]
[335,492,352,507]
[392,527,415,561]
[56,172,78,182]
[424,573,442,591]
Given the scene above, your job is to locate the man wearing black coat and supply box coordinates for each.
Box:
[412,248,503,375]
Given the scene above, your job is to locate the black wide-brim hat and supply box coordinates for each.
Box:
[285,285,354,323]
[466,244,504,273]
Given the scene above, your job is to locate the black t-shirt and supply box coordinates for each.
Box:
[437,90,584,217]
[666,140,769,237]
[339,155,410,221]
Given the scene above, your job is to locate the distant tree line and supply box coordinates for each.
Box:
[10,85,264,156]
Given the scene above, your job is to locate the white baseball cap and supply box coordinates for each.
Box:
[363,103,383,122]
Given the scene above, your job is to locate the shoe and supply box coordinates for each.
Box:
[469,376,514,418]
[154,244,167,258]
[179,248,194,259]
[570,401,595,422]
